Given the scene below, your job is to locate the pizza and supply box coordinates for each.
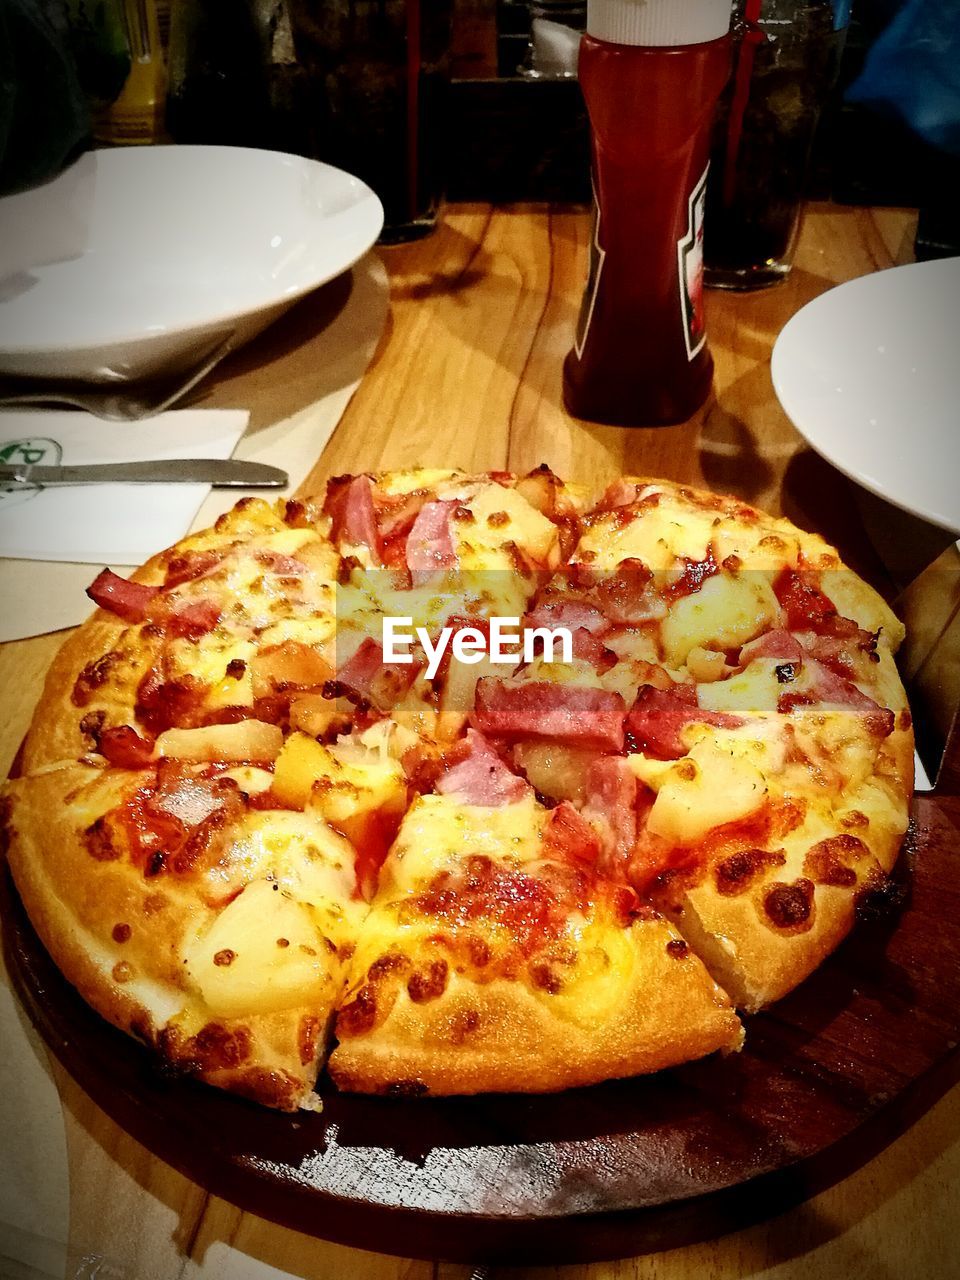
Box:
[1,470,913,1110]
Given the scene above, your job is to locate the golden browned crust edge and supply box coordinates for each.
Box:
[329,920,743,1096]
[666,722,913,1013]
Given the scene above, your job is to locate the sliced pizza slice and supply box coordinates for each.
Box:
[2,757,370,1110]
[625,651,912,1011]
[327,731,742,1095]
[23,497,340,773]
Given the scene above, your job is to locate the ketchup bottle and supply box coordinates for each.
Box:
[563,0,731,426]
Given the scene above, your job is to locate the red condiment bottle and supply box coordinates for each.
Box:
[563,0,731,426]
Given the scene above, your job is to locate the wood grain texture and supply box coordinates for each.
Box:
[7,201,958,1280]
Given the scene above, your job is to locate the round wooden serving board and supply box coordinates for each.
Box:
[4,786,960,1266]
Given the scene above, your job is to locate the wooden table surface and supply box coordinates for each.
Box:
[5,201,960,1280]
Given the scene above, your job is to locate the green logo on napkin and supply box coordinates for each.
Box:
[0,438,63,509]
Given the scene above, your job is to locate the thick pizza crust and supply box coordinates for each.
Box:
[651,657,913,1012]
[21,611,149,772]
[663,729,912,1012]
[3,766,334,1110]
[329,915,743,1095]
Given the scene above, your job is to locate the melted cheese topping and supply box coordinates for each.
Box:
[162,527,338,697]
[457,483,560,570]
[202,809,359,904]
[380,792,546,896]
[576,490,833,573]
[629,726,778,844]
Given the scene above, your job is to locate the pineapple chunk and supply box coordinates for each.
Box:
[696,659,782,715]
[273,732,407,835]
[184,879,340,1018]
[661,573,779,667]
[686,646,728,683]
[251,640,333,700]
[512,740,595,805]
[220,766,275,795]
[155,720,283,763]
[628,733,771,844]
[460,483,559,565]
[289,693,352,740]
[272,733,334,809]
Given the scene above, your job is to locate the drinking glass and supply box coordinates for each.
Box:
[704,0,850,289]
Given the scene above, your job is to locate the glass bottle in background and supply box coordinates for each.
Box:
[94,0,166,143]
[250,2,315,158]
[153,0,170,56]
[704,0,850,290]
[563,0,731,427]
[519,1,586,79]
[287,0,454,244]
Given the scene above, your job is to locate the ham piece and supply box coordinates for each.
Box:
[97,725,155,769]
[542,800,602,864]
[333,636,421,711]
[596,478,641,510]
[569,627,617,673]
[524,599,609,636]
[739,628,804,667]
[581,755,638,866]
[86,569,159,623]
[165,598,222,641]
[163,548,225,589]
[405,500,458,578]
[324,474,382,564]
[377,491,429,540]
[436,729,528,806]
[593,559,664,625]
[474,678,627,753]
[625,684,745,759]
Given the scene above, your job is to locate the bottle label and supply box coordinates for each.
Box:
[677,164,709,362]
[573,187,604,361]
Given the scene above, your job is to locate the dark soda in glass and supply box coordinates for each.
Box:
[704,1,847,289]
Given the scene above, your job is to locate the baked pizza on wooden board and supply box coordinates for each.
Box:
[1,471,913,1110]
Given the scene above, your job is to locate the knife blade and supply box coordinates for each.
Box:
[0,460,289,488]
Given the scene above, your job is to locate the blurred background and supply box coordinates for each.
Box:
[1,0,957,257]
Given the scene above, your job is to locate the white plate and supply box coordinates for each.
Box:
[0,146,383,382]
[771,257,960,535]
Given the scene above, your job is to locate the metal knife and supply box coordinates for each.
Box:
[0,460,289,488]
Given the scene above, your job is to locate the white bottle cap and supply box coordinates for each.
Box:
[587,0,731,46]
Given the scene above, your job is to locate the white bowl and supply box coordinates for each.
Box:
[772,257,960,535]
[0,146,383,382]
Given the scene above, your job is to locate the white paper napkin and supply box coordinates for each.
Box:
[0,408,248,564]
